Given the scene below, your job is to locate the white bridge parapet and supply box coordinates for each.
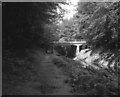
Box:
[53,40,87,57]
[53,40,86,45]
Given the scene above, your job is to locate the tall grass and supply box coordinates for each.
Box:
[52,56,119,95]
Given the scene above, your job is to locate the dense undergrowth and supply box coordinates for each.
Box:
[2,49,119,95]
[3,50,34,80]
[52,56,119,96]
[2,49,39,95]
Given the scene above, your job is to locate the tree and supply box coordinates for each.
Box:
[75,2,120,71]
[56,16,80,41]
[2,2,66,51]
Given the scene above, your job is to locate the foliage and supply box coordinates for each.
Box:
[52,56,119,95]
[55,2,119,72]
[2,2,65,51]
[2,47,119,95]
[57,16,80,41]
[53,45,76,58]
[75,2,120,71]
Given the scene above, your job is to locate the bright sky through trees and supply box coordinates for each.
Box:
[57,0,79,22]
[63,0,79,20]
[57,0,119,21]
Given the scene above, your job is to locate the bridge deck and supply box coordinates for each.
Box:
[53,41,86,45]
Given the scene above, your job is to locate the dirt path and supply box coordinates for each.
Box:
[11,52,73,95]
[33,53,72,95]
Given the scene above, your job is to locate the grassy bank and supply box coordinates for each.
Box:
[52,56,119,96]
[2,49,119,95]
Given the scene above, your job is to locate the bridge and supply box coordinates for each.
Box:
[52,40,87,56]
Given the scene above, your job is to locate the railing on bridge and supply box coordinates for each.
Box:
[53,40,86,45]
[52,40,87,57]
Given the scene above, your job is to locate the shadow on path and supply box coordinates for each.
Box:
[3,51,73,95]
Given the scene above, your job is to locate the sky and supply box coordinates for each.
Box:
[62,0,79,20]
[56,0,79,24]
